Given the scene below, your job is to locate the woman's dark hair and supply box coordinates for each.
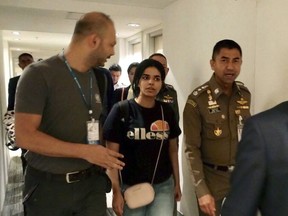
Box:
[132,59,166,97]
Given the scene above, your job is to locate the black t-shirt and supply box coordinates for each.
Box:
[103,99,181,185]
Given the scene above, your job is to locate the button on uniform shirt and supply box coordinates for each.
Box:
[183,74,251,200]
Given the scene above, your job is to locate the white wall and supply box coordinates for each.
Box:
[254,0,288,113]
[0,31,12,212]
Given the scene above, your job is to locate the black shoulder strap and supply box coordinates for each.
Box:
[93,68,106,105]
[93,68,107,125]
[118,100,129,122]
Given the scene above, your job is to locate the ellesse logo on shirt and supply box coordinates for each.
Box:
[127,120,169,140]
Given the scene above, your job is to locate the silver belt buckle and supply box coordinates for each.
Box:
[228,165,235,173]
[66,171,80,183]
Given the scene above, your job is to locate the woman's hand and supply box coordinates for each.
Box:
[112,190,125,216]
[174,184,182,201]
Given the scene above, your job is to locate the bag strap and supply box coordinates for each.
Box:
[118,100,129,122]
[93,68,106,105]
[118,100,129,188]
[93,67,115,124]
[151,105,164,185]
[119,103,165,186]
[121,87,125,101]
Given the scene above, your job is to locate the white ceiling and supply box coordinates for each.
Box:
[0,0,177,68]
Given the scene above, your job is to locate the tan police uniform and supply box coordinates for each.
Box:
[157,83,179,123]
[183,74,251,204]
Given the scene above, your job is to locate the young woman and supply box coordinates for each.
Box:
[103,59,182,216]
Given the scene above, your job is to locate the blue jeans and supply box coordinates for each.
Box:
[123,176,175,216]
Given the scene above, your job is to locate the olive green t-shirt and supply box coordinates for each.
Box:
[15,54,102,173]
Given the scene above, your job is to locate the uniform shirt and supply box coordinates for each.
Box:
[103,99,181,185]
[157,83,179,123]
[114,82,127,90]
[183,74,251,199]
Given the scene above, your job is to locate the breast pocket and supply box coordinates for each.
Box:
[240,109,251,123]
[204,115,229,139]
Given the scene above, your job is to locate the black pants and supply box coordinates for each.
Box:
[23,166,110,216]
[21,149,27,174]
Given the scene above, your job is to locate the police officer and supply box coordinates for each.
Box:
[149,53,179,123]
[183,39,251,216]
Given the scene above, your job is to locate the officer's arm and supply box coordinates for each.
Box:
[183,97,210,198]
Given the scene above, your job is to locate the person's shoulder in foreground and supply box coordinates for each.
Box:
[221,101,288,216]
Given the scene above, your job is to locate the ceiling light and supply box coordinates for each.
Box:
[12,31,20,35]
[127,23,140,28]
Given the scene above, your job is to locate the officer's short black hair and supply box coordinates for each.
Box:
[127,62,139,74]
[212,39,242,60]
[109,63,122,73]
[18,53,33,61]
[132,59,166,97]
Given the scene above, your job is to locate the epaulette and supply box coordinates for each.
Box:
[165,83,175,90]
[236,81,244,86]
[236,81,250,93]
[187,99,197,107]
[191,84,209,97]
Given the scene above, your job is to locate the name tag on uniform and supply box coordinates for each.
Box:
[208,105,220,114]
[237,115,243,142]
[87,119,100,144]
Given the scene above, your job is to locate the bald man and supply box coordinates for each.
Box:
[15,12,125,216]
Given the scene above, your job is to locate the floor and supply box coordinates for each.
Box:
[1,156,115,216]
[2,156,24,216]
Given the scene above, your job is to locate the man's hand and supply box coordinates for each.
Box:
[198,194,216,216]
[85,145,125,170]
